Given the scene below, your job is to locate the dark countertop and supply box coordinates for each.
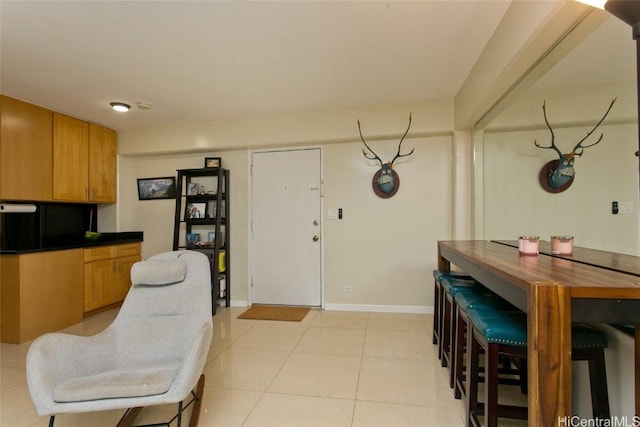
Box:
[0,231,143,255]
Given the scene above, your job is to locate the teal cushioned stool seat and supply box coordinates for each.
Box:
[439,277,481,367]
[467,309,527,346]
[571,324,608,349]
[432,270,473,346]
[441,277,478,294]
[465,308,610,427]
[455,292,513,313]
[469,308,609,349]
[433,269,472,281]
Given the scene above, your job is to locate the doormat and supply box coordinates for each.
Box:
[237,304,311,322]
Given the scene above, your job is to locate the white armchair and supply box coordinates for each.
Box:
[26,250,213,427]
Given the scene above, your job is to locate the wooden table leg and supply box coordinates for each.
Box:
[437,245,450,273]
[527,283,572,426]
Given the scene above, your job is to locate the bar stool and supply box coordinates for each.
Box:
[440,277,480,368]
[466,308,610,427]
[452,291,517,399]
[432,270,472,347]
[445,287,497,389]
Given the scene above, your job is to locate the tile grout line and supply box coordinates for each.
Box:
[350,311,371,426]
[239,311,318,426]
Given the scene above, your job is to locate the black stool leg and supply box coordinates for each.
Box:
[447,296,458,387]
[587,348,610,420]
[441,294,451,366]
[519,357,528,395]
[453,307,467,399]
[484,342,500,427]
[466,325,481,427]
[433,279,440,345]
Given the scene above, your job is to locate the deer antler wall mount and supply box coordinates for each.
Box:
[358,113,415,198]
[535,98,616,193]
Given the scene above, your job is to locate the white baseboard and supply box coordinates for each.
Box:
[230,299,249,307]
[215,299,249,307]
[323,303,433,314]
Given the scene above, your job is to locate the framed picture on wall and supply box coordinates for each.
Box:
[137,177,176,200]
[204,157,221,168]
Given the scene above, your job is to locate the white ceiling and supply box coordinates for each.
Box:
[0,0,512,132]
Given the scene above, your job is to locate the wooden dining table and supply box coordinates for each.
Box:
[438,240,640,426]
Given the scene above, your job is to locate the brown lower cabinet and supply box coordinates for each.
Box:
[1,249,84,344]
[84,243,141,312]
[0,242,141,344]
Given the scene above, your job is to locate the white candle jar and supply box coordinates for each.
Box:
[551,236,574,255]
[518,236,539,256]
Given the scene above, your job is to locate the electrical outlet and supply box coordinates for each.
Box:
[343,285,353,292]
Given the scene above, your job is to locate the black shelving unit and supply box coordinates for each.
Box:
[172,167,230,314]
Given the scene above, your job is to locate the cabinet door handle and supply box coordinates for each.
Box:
[92,188,96,200]
[85,188,89,200]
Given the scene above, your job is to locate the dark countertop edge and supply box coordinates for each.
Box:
[1,232,143,255]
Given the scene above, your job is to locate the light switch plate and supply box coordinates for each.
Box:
[328,208,339,219]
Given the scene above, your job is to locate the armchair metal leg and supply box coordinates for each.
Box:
[115,374,206,427]
[47,375,206,427]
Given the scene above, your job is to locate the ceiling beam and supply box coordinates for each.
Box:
[454,1,609,130]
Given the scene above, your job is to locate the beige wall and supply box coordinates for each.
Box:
[115,100,469,310]
[322,135,452,310]
[118,101,454,155]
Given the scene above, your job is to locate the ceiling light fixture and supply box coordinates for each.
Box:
[110,102,131,112]
[575,0,607,8]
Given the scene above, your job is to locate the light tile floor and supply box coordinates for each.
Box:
[0,307,529,426]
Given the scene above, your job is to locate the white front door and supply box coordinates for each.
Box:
[251,148,322,306]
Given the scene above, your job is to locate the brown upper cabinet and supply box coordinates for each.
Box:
[0,96,117,204]
[0,95,54,201]
[89,123,117,202]
[53,113,117,203]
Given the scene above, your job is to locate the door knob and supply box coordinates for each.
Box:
[312,235,319,242]
[313,220,319,226]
